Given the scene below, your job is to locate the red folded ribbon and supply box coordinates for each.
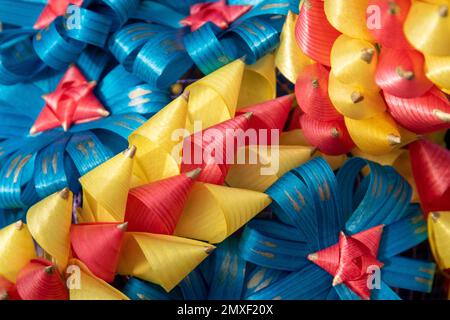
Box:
[410,139,450,215]
[308,225,385,300]
[295,63,341,121]
[181,0,252,31]
[34,0,84,30]
[30,65,109,135]
[0,276,21,300]
[16,259,68,300]
[295,0,341,66]
[70,222,127,283]
[125,170,200,235]
[300,113,355,155]
[181,112,253,185]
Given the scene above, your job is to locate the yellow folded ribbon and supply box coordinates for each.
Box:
[425,54,450,94]
[275,11,313,84]
[324,0,375,42]
[0,221,36,282]
[79,146,136,222]
[118,232,214,292]
[174,182,272,243]
[27,188,73,271]
[330,35,379,92]
[67,259,129,300]
[404,0,450,56]
[328,72,386,120]
[185,59,245,131]
[345,112,402,155]
[428,212,450,271]
[226,145,314,192]
[237,54,276,109]
[129,94,187,185]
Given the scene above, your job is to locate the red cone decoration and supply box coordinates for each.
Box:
[367,0,412,50]
[295,0,341,66]
[70,222,127,283]
[16,259,68,300]
[125,170,200,234]
[308,225,384,300]
[385,87,450,134]
[409,139,450,216]
[300,113,355,155]
[295,63,341,121]
[30,65,109,134]
[236,95,294,144]
[181,112,253,185]
[0,275,20,300]
[375,48,433,98]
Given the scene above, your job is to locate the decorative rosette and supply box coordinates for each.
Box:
[278,0,450,156]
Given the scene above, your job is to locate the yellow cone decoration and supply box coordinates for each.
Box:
[404,1,450,56]
[275,11,313,83]
[345,112,402,155]
[0,221,36,282]
[27,188,73,271]
[118,233,214,292]
[226,146,314,192]
[425,54,450,94]
[237,54,276,109]
[174,183,272,243]
[129,94,188,184]
[324,0,375,41]
[67,259,129,300]
[79,146,136,222]
[330,35,379,92]
[428,212,450,271]
[185,59,245,130]
[328,72,386,120]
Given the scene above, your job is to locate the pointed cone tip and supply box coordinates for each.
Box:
[124,145,137,159]
[59,187,70,200]
[434,109,450,123]
[117,222,128,232]
[181,90,190,101]
[15,220,24,230]
[29,126,38,135]
[243,112,253,120]
[98,109,110,117]
[205,246,215,254]
[439,5,448,17]
[185,168,202,179]
[332,276,343,287]
[0,291,8,301]
[44,265,55,275]
[387,134,401,145]
[351,91,364,104]
[431,212,441,222]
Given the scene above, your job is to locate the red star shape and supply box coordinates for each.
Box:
[181,0,252,31]
[30,65,109,135]
[307,225,385,300]
[34,0,84,29]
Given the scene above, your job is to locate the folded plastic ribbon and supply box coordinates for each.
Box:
[238,157,435,299]
[108,0,291,89]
